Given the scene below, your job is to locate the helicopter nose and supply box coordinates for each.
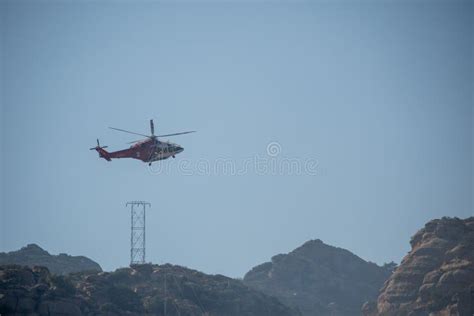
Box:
[177,146,184,153]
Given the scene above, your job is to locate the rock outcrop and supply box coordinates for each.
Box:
[364,217,474,316]
[0,244,102,275]
[0,263,300,316]
[244,239,393,316]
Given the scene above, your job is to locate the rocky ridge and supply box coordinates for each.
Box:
[0,244,102,275]
[0,263,300,316]
[244,239,394,316]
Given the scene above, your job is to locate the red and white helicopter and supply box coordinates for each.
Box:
[91,120,195,165]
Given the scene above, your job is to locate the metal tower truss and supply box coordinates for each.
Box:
[127,201,151,265]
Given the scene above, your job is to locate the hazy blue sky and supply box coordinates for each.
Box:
[1,0,472,277]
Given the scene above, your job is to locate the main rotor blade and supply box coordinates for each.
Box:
[109,127,150,138]
[156,131,196,137]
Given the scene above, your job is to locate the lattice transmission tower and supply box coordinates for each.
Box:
[127,201,151,265]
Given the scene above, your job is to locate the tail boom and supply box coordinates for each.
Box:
[95,147,112,161]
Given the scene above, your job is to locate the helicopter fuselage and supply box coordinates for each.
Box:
[96,139,184,163]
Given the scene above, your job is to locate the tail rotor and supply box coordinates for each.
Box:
[90,139,112,161]
[90,139,108,150]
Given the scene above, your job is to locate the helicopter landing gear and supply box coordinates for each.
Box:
[149,162,152,166]
[172,155,176,158]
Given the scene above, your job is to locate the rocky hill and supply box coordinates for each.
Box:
[0,263,300,316]
[0,244,102,275]
[244,239,393,316]
[363,217,474,316]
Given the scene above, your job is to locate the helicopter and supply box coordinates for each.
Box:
[90,119,195,165]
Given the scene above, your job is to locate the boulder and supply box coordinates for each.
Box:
[366,217,474,316]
